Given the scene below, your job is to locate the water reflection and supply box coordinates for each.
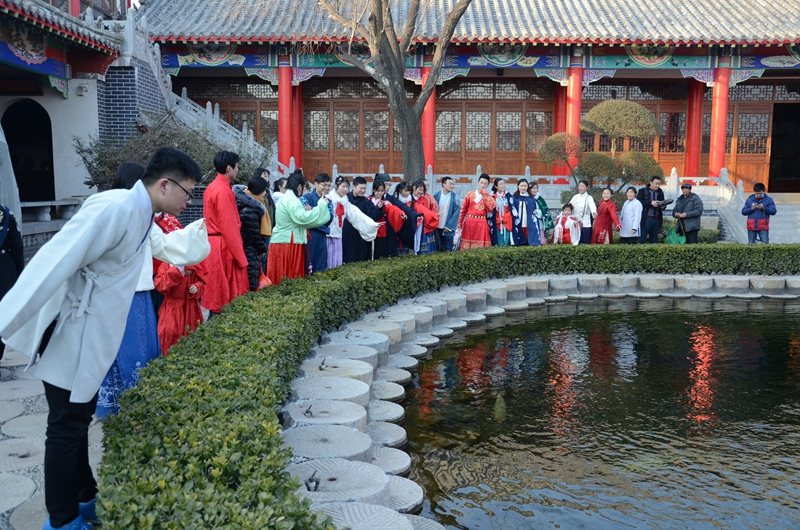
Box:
[406,301,800,529]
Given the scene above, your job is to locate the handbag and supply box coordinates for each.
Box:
[665,219,686,245]
[257,265,272,290]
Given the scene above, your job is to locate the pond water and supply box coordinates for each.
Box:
[405,299,800,529]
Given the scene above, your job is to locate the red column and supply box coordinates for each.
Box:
[69,0,80,16]
[292,84,303,170]
[421,67,436,174]
[685,80,704,179]
[552,84,568,177]
[278,63,293,172]
[565,66,583,170]
[708,66,730,178]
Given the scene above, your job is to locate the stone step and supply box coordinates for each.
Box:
[441,318,468,331]
[385,475,424,514]
[288,458,389,505]
[300,357,374,385]
[282,399,368,432]
[311,344,379,369]
[483,305,506,317]
[312,501,413,530]
[368,421,408,448]
[461,312,487,324]
[375,367,412,386]
[371,380,406,402]
[370,446,411,475]
[282,425,373,463]
[360,311,416,340]
[346,321,403,346]
[368,400,406,423]
[428,291,468,317]
[414,334,440,348]
[325,330,390,356]
[384,305,434,333]
[393,343,428,359]
[405,514,448,530]
[429,326,454,338]
[387,354,419,371]
[410,298,448,326]
[291,376,370,407]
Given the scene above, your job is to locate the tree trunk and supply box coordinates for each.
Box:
[395,109,425,181]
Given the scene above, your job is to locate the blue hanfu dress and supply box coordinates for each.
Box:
[510,193,543,246]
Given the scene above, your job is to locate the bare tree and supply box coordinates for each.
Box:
[317,0,473,181]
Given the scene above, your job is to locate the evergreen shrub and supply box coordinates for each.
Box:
[99,244,800,528]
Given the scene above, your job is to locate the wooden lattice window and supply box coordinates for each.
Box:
[496,111,521,151]
[775,84,800,101]
[439,80,494,100]
[364,111,389,151]
[630,111,657,153]
[701,113,733,154]
[465,111,491,151]
[303,110,329,150]
[629,83,688,101]
[393,120,403,152]
[230,110,256,132]
[495,79,552,100]
[731,85,774,101]
[525,111,553,152]
[258,109,278,149]
[334,111,360,150]
[584,85,627,101]
[659,112,686,153]
[736,113,770,154]
[436,111,462,151]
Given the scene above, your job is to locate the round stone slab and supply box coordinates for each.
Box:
[568,293,598,301]
[548,275,578,294]
[361,311,416,339]
[414,334,440,348]
[462,312,487,324]
[502,278,528,301]
[325,330,390,355]
[630,292,660,299]
[429,326,454,338]
[370,446,411,475]
[483,305,506,317]
[405,515,448,530]
[311,344,379,369]
[368,399,405,423]
[542,295,569,303]
[0,473,36,513]
[282,399,368,431]
[661,292,693,299]
[300,358,374,385]
[674,276,714,292]
[526,297,546,307]
[2,412,46,440]
[0,438,44,472]
[440,318,467,331]
[577,274,608,293]
[750,276,786,293]
[0,379,42,400]
[430,291,468,317]
[291,376,370,407]
[376,367,412,386]
[346,321,402,346]
[524,276,550,296]
[695,292,728,299]
[474,281,508,306]
[456,287,487,313]
[503,301,529,312]
[599,292,626,299]
[763,293,799,300]
[283,425,373,463]
[368,421,408,447]
[713,276,750,293]
[386,475,424,513]
[393,343,428,359]
[0,401,24,424]
[387,354,419,371]
[729,292,763,300]
[288,458,389,505]
[372,381,405,402]
[638,275,675,292]
[608,275,639,293]
[312,501,413,530]
[385,305,434,333]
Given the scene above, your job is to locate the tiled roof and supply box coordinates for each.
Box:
[1,0,121,52]
[142,0,800,46]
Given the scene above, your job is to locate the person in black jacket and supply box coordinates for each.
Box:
[0,202,24,360]
[636,176,668,243]
[234,178,269,290]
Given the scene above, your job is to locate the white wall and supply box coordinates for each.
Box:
[0,78,99,201]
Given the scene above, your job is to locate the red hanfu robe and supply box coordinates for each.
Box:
[202,174,248,312]
[591,199,621,245]
[457,191,496,249]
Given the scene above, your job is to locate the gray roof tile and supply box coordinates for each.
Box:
[141,0,800,45]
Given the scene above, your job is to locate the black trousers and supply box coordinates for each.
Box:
[619,236,639,244]
[43,382,98,527]
[579,226,593,244]
[684,229,699,244]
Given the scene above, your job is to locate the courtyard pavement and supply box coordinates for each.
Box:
[0,348,104,530]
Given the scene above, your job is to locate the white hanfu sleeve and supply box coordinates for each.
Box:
[344,202,380,242]
[149,218,210,266]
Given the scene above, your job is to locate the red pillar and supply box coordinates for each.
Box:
[552,84,568,176]
[565,66,583,170]
[708,66,730,178]
[685,80,704,179]
[292,84,303,170]
[69,0,80,16]
[421,67,436,174]
[278,63,293,172]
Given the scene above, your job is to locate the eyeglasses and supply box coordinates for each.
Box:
[167,178,194,201]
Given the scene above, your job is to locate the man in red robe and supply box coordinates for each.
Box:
[202,151,248,314]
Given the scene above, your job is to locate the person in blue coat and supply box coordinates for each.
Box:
[301,172,334,273]
[433,176,461,251]
[741,182,777,244]
[509,179,543,246]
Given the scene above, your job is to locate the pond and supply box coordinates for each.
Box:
[405,299,800,529]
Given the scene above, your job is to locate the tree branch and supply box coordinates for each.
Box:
[317,0,370,42]
[380,0,405,69]
[414,0,473,115]
[399,0,421,52]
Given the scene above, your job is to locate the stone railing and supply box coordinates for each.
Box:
[280,272,798,528]
[716,169,748,243]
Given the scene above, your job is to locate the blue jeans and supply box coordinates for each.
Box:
[639,217,662,243]
[748,230,769,244]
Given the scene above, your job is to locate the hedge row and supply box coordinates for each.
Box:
[99,244,800,528]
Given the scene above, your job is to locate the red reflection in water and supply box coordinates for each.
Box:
[417,363,440,421]
[588,328,617,379]
[788,336,800,373]
[456,342,490,393]
[687,324,718,423]
[547,331,580,438]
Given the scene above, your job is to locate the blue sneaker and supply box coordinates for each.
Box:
[41,515,91,530]
[79,499,100,526]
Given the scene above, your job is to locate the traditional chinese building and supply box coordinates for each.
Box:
[143,0,800,192]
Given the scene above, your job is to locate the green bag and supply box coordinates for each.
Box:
[665,219,686,245]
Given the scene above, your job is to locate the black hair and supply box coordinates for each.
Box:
[478,173,490,184]
[411,180,427,194]
[602,187,613,194]
[649,176,662,183]
[254,167,270,180]
[578,179,590,188]
[514,178,529,197]
[393,181,411,199]
[353,176,368,187]
[562,203,574,211]
[372,181,386,196]
[314,172,332,184]
[335,175,350,188]
[273,177,287,193]
[112,162,145,190]
[213,151,240,174]
[441,176,453,185]
[247,176,268,195]
[626,186,638,194]
[286,172,307,197]
[754,183,766,192]
[491,178,505,194]
[142,148,201,186]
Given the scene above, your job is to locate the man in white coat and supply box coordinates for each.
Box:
[0,148,205,530]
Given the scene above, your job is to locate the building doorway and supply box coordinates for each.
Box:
[768,103,800,192]
[1,99,55,201]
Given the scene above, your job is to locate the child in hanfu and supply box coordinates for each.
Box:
[553,203,582,245]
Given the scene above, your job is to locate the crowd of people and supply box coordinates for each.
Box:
[0,144,780,530]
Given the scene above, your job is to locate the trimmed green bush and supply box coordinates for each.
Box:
[100,245,800,528]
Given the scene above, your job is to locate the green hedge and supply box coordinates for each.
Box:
[99,244,800,528]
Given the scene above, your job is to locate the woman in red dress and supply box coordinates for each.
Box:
[456,174,496,250]
[591,188,621,244]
